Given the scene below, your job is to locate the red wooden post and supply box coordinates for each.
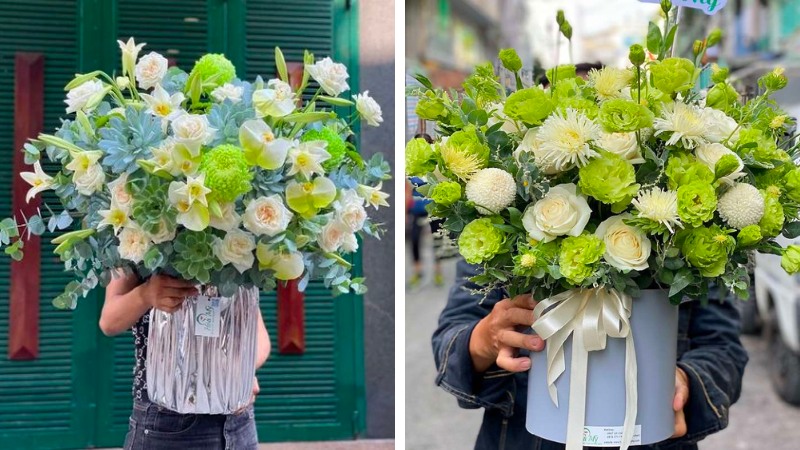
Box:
[277,280,305,354]
[8,53,44,360]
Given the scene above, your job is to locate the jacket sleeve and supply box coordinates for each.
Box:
[674,295,749,445]
[431,259,517,417]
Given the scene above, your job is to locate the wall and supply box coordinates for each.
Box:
[359,0,396,439]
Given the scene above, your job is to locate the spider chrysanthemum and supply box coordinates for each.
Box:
[653,102,707,149]
[535,108,600,173]
[632,188,682,232]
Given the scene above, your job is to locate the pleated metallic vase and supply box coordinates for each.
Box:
[146,285,259,415]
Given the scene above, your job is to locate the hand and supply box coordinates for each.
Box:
[469,294,544,373]
[250,376,260,404]
[139,274,198,313]
[671,367,690,438]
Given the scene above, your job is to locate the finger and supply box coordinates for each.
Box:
[162,287,197,299]
[673,376,690,411]
[501,307,537,327]
[671,409,687,438]
[508,294,537,310]
[496,346,532,372]
[161,276,198,289]
[497,330,544,352]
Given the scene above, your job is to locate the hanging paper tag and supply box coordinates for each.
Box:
[194,296,221,338]
[582,425,642,447]
[638,0,727,15]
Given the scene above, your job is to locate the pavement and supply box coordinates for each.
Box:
[405,244,800,449]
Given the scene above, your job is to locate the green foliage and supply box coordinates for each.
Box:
[130,175,176,235]
[172,229,223,284]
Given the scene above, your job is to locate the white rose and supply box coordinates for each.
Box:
[335,190,367,232]
[307,57,349,96]
[73,163,106,195]
[171,113,215,156]
[271,251,304,280]
[107,173,133,214]
[341,233,359,253]
[148,219,177,244]
[522,183,592,242]
[595,214,651,271]
[65,79,104,114]
[209,202,242,232]
[353,90,383,126]
[135,52,168,90]
[243,195,293,236]
[118,225,151,263]
[695,142,745,184]
[702,107,739,143]
[318,221,348,252]
[596,131,645,164]
[211,83,244,104]
[212,229,256,273]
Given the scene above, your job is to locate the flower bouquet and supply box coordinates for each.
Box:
[407,4,799,449]
[0,38,390,414]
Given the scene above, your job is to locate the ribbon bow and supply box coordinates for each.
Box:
[532,287,637,450]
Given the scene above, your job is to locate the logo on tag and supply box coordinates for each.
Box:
[195,296,221,338]
[583,425,642,446]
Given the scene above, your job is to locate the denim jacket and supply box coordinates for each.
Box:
[432,260,749,450]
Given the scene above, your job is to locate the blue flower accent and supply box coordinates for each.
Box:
[207,100,255,147]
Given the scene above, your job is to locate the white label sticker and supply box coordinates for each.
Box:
[582,425,642,447]
[194,296,221,338]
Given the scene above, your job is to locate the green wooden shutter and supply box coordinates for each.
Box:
[0,1,99,448]
[245,0,365,441]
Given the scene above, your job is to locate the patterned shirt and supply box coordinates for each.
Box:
[131,312,150,401]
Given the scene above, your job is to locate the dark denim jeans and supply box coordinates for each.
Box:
[124,399,258,450]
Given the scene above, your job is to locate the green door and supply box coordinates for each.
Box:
[0,0,364,448]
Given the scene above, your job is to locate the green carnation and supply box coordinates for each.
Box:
[190,54,236,89]
[650,57,695,96]
[513,241,559,278]
[301,127,346,170]
[429,181,462,206]
[555,97,599,120]
[677,182,718,228]
[665,153,714,190]
[705,83,739,111]
[546,65,577,85]
[598,98,654,132]
[199,144,253,202]
[737,225,763,248]
[781,245,800,274]
[680,225,735,278]
[759,190,785,238]
[415,91,449,121]
[578,151,640,207]
[405,138,436,176]
[458,218,506,264]
[504,87,555,125]
[783,168,800,203]
[499,48,523,72]
[559,234,605,285]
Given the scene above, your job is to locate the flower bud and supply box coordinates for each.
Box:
[499,48,522,72]
[693,40,704,57]
[760,67,788,91]
[629,44,645,66]
[556,10,565,26]
[710,64,729,84]
[660,0,672,14]
[707,28,722,47]
[115,76,130,90]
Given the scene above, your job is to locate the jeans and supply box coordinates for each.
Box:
[124,399,258,450]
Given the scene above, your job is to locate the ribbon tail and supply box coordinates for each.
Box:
[620,332,638,450]
[565,324,588,450]
[545,327,570,407]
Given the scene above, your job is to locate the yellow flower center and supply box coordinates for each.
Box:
[33,179,43,187]
[155,103,171,116]
[296,153,310,167]
[176,200,190,213]
[713,234,728,243]
[301,182,313,194]
[189,184,203,198]
[263,131,275,142]
[520,254,536,268]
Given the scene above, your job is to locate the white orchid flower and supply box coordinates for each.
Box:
[252,79,296,118]
[65,149,104,174]
[357,183,390,209]
[238,119,293,170]
[169,174,211,208]
[20,161,54,203]
[286,141,330,179]
[97,200,130,235]
[141,84,185,121]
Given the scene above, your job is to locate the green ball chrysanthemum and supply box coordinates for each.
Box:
[191,54,236,89]
[199,144,253,202]
[301,128,346,170]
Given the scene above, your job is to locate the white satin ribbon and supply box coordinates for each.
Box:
[532,287,637,450]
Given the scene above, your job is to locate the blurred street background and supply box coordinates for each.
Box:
[405,0,800,448]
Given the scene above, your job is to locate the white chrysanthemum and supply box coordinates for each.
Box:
[595,131,645,164]
[588,67,633,100]
[718,183,765,229]
[632,188,682,232]
[465,168,517,215]
[701,107,739,143]
[653,102,707,149]
[535,108,600,172]
[695,143,745,184]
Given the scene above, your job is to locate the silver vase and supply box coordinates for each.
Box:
[146,285,259,415]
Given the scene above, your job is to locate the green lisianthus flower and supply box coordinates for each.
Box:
[405,138,436,176]
[415,91,449,121]
[737,225,763,248]
[598,98,654,132]
[439,126,490,180]
[199,144,253,203]
[301,127,346,170]
[513,241,559,278]
[558,234,605,284]
[759,190,785,238]
[679,225,735,277]
[784,168,800,203]
[458,218,506,264]
[555,97,599,120]
[504,87,555,125]
[546,65,577,85]
[190,54,236,89]
[499,48,523,72]
[665,153,714,190]
[705,83,739,111]
[677,182,717,227]
[649,57,695,96]
[578,151,640,206]
[429,181,462,206]
[781,245,800,274]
